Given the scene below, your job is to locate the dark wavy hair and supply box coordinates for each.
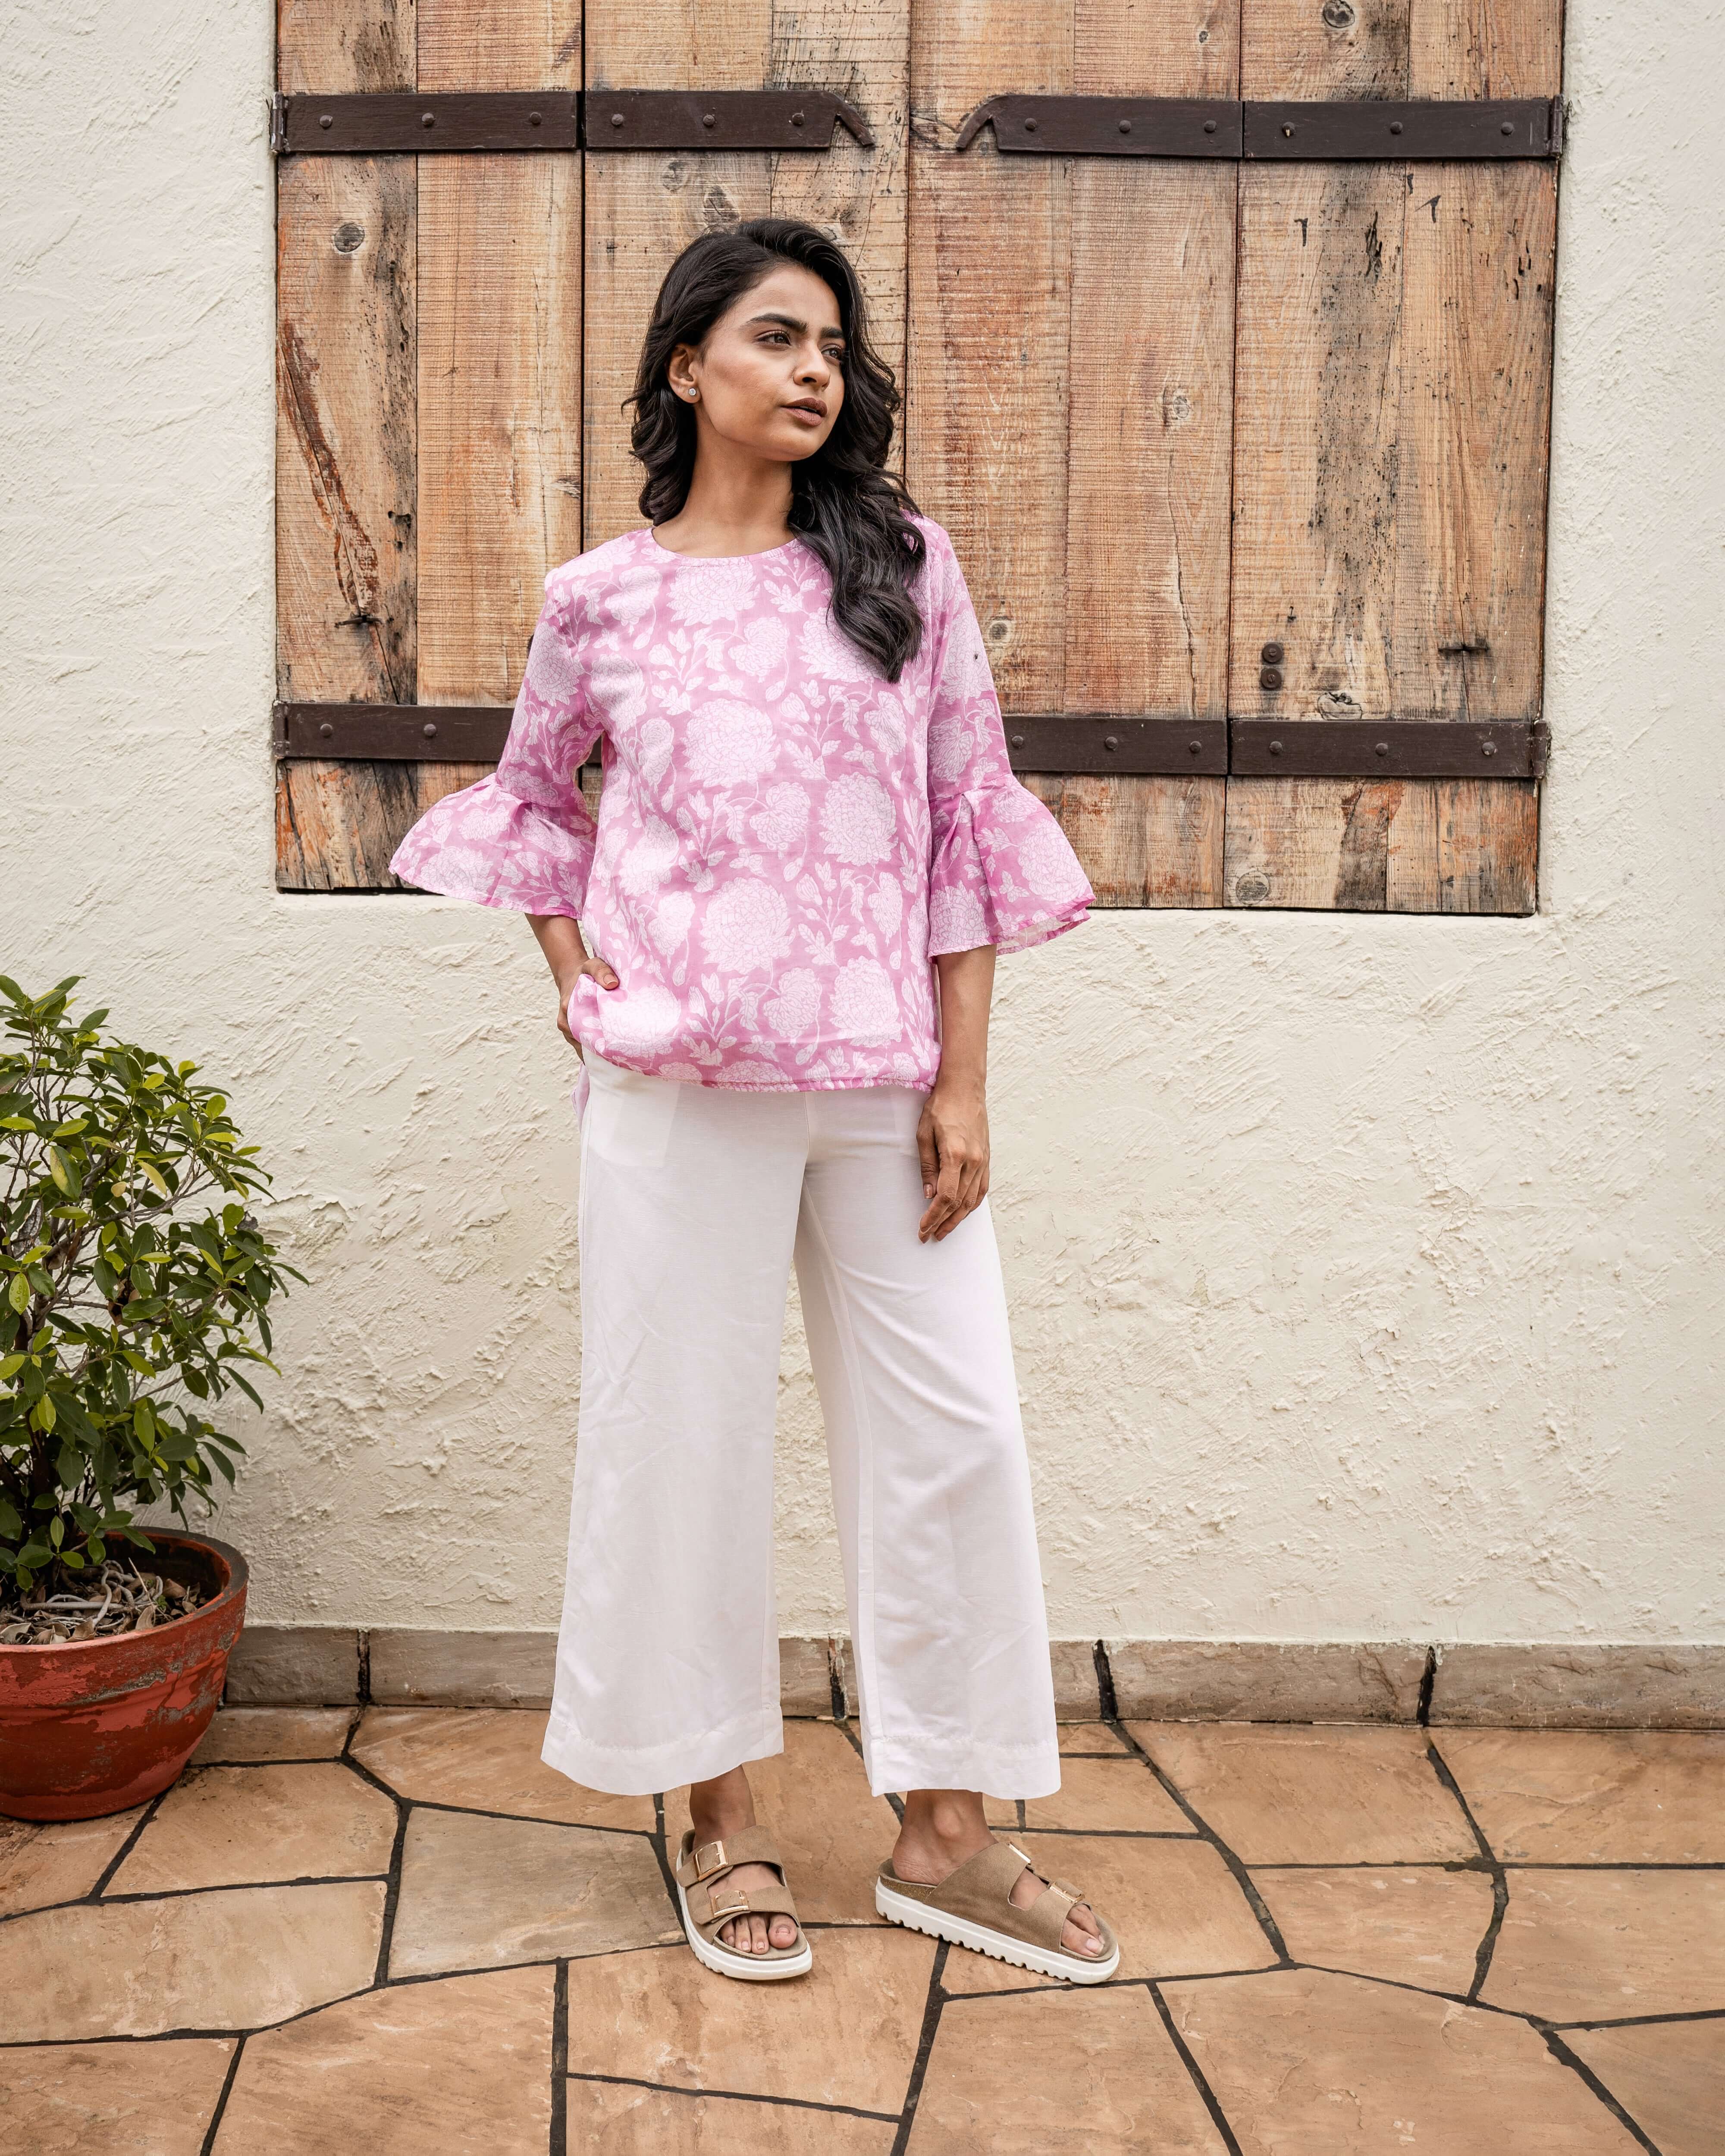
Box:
[627,218,927,682]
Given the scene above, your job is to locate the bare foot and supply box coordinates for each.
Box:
[891,1789,1105,1959]
[687,1766,800,1956]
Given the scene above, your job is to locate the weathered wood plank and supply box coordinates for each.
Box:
[278,0,414,95]
[1224,0,1560,915]
[416,0,580,89]
[583,6,773,544]
[911,1,1237,906]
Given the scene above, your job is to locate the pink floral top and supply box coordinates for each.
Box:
[390,514,1093,1094]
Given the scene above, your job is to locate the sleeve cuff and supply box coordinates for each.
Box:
[926,785,1095,957]
[388,774,595,918]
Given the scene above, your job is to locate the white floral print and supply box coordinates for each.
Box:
[819,773,896,866]
[699,877,791,972]
[389,516,1093,1091]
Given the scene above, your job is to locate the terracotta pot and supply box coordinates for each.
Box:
[0,1531,248,1821]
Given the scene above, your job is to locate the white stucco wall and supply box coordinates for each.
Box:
[3,2,1720,1645]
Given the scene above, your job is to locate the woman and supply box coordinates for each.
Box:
[391,218,1119,1986]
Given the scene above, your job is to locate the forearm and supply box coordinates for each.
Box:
[528,913,591,990]
[932,945,996,1092]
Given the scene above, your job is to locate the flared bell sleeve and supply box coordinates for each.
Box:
[919,526,1095,958]
[388,583,602,918]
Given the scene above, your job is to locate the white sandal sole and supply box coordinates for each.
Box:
[676,1870,812,1982]
[875,1875,1120,1985]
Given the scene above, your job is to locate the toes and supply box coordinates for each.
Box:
[750,1915,771,1954]
[769,1916,798,1950]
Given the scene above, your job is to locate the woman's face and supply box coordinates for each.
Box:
[668,262,847,462]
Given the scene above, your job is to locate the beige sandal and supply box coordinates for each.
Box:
[674,1826,812,1981]
[876,1839,1120,1984]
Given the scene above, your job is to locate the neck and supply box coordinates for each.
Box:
[655,436,796,558]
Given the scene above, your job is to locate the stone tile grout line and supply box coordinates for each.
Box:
[197,2029,245,2156]
[549,1959,569,2156]
[1420,1739,1509,2001]
[890,1937,950,2156]
[1539,2028,1667,2156]
[1148,1979,1245,2156]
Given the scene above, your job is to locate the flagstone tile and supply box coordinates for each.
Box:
[983,1756,1193,1833]
[1126,1723,1478,1864]
[1433,1730,1725,1862]
[191,1708,357,1764]
[213,1966,552,2154]
[566,2080,898,2152]
[0,2037,236,2156]
[0,1806,144,1919]
[563,1927,935,2114]
[0,1880,384,2040]
[1251,1865,1495,1993]
[389,1809,679,1977]
[109,1763,396,1894]
[1057,1723,1131,1755]
[908,1986,1229,2154]
[1481,1870,1725,2021]
[350,1708,653,1831]
[665,1721,898,1925]
[1164,1966,1645,2154]
[937,1835,1275,1992]
[1565,2017,1725,2156]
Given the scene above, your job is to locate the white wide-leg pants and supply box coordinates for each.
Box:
[540,1048,1060,1801]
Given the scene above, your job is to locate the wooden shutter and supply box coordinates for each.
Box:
[274,0,1560,916]
[908,4,1235,907]
[1223,2,1559,913]
[274,0,583,890]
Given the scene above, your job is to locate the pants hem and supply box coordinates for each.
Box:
[541,1706,785,1797]
[863,1741,1063,1804]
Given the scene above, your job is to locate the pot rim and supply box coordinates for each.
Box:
[0,1529,249,1659]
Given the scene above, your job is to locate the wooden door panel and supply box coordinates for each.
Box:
[909,0,1239,909]
[1224,0,1561,915]
[276,0,583,890]
[583,0,908,548]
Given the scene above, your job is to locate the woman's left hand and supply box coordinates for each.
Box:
[917,1080,990,1242]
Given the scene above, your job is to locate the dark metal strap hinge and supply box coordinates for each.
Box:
[276,705,1549,781]
[956,95,1563,162]
[271,88,873,156]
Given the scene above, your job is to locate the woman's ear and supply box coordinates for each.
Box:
[666,344,700,401]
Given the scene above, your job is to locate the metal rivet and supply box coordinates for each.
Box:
[1119,119,1132,135]
[1189,739,1203,755]
[422,111,436,128]
[1501,121,1515,136]
[1261,639,1285,665]
[1269,739,1284,756]
[1104,734,1120,750]
[1010,733,1025,749]
[1204,119,1218,133]
[1389,120,1403,135]
[318,721,334,739]
[702,112,715,128]
[423,722,438,739]
[1260,666,1283,690]
[1282,123,1295,138]
[613,111,627,127]
[319,113,333,130]
[1375,740,1389,757]
[1025,117,1038,132]
[1481,739,1497,756]
[529,110,542,126]
[791,110,805,127]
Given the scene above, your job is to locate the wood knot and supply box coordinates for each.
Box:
[331,221,366,256]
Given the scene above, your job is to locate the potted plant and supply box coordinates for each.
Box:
[0,976,298,1819]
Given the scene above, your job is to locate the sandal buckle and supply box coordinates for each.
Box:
[690,1837,727,1880]
[708,1884,749,1917]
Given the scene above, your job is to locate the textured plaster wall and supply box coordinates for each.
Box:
[3,1,1720,1644]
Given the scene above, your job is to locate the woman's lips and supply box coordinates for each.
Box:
[785,401,826,422]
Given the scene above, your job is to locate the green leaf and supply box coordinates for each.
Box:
[0,1354,23,1381]
[138,1160,172,1200]
[7,1275,28,1315]
[32,1395,56,1433]
[46,1144,79,1195]
[0,1500,20,1537]
[47,1516,63,1548]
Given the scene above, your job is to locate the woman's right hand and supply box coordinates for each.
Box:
[556,953,620,1056]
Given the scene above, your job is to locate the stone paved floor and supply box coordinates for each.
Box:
[2,1710,1722,2153]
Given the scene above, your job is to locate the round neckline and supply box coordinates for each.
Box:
[643,526,803,564]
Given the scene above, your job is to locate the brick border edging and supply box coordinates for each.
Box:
[221,1629,1725,1728]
